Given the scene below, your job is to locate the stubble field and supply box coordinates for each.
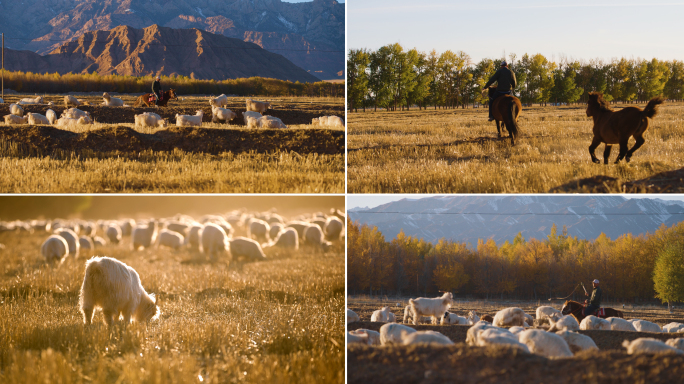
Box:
[347,102,684,193]
[0,94,344,193]
[0,227,345,383]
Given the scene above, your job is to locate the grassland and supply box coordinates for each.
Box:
[0,94,344,193]
[0,229,344,383]
[347,102,684,193]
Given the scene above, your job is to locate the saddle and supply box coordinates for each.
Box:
[148,93,163,103]
[583,305,605,317]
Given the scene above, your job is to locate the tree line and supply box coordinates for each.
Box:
[347,218,684,307]
[347,44,684,111]
[0,71,343,97]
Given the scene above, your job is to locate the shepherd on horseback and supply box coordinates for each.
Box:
[583,279,602,316]
[484,61,517,122]
[152,76,162,106]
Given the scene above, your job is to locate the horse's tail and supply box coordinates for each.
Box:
[642,96,665,119]
[507,100,519,139]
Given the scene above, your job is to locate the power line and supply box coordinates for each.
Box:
[351,211,684,216]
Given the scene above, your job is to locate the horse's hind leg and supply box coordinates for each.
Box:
[625,134,646,163]
[496,121,502,138]
[589,136,602,164]
[603,144,612,165]
[615,137,630,163]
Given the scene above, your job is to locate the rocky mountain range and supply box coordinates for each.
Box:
[348,196,684,246]
[0,0,343,80]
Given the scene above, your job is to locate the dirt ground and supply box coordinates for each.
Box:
[348,299,684,384]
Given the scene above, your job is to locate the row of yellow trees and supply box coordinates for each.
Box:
[347,218,684,305]
[0,71,343,97]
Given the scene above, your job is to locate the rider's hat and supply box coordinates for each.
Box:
[156,76,160,80]
[501,60,508,66]
[593,279,599,284]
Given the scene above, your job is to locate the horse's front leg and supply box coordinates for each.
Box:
[589,136,602,164]
[603,144,612,165]
[496,121,502,138]
[625,135,646,163]
[614,138,629,163]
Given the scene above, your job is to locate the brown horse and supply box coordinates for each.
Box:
[587,92,664,164]
[486,86,522,145]
[561,300,623,324]
[134,89,178,107]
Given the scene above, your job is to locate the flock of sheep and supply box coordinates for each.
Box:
[1,93,345,129]
[1,208,345,327]
[347,291,684,358]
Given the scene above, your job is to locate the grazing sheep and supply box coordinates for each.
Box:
[92,236,107,248]
[79,236,94,250]
[286,221,310,239]
[466,322,502,345]
[54,229,79,258]
[524,313,534,326]
[46,109,57,124]
[548,313,580,332]
[371,307,392,322]
[211,105,237,123]
[56,116,92,127]
[242,111,261,128]
[105,224,122,244]
[387,312,396,322]
[209,94,228,108]
[663,322,684,333]
[347,309,360,324]
[304,224,325,246]
[41,235,69,263]
[476,328,530,352]
[349,329,381,346]
[3,114,27,124]
[606,317,637,332]
[165,222,190,236]
[402,330,453,345]
[248,219,270,243]
[246,99,271,113]
[228,237,266,261]
[157,229,184,250]
[323,216,344,241]
[405,292,454,325]
[120,219,135,236]
[268,227,299,250]
[509,326,526,335]
[200,223,229,260]
[441,311,469,325]
[187,224,203,250]
[493,307,527,327]
[175,110,203,127]
[258,115,287,129]
[64,95,81,107]
[18,96,44,105]
[580,315,611,330]
[665,338,684,351]
[622,338,683,355]
[27,112,50,125]
[555,330,598,353]
[536,306,562,323]
[269,223,283,240]
[518,329,573,358]
[630,319,662,333]
[131,220,158,250]
[10,103,24,116]
[61,108,91,120]
[311,115,344,128]
[380,323,416,345]
[134,112,167,129]
[79,256,159,326]
[102,92,124,106]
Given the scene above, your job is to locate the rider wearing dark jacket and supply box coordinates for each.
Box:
[484,61,517,121]
[152,76,161,105]
[584,279,602,316]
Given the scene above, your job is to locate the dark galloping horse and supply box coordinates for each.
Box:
[587,92,664,164]
[561,300,623,323]
[134,89,178,107]
[487,86,522,145]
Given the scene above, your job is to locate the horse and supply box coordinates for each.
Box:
[587,92,664,164]
[485,86,522,145]
[134,89,178,107]
[561,300,623,324]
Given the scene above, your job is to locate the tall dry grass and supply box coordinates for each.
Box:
[347,103,684,193]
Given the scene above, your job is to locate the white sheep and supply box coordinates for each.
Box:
[323,216,344,241]
[61,108,91,120]
[199,223,229,260]
[54,229,79,258]
[380,323,416,345]
[9,103,24,116]
[18,96,44,105]
[269,223,284,240]
[246,99,271,113]
[211,105,236,123]
[79,236,94,250]
[79,256,159,326]
[402,330,453,346]
[267,227,299,250]
[3,114,27,124]
[548,313,580,332]
[105,224,122,244]
[304,224,325,246]
[622,338,683,355]
[387,312,396,322]
[347,309,360,324]
[131,220,158,250]
[46,109,57,125]
[493,307,527,327]
[64,95,81,107]
[157,229,184,250]
[27,112,50,125]
[258,115,287,129]
[518,329,573,358]
[165,221,190,236]
[347,331,371,345]
[509,326,526,335]
[555,330,598,353]
[536,306,561,322]
[285,221,310,239]
[441,311,469,325]
[467,310,481,325]
[349,329,381,346]
[92,236,107,248]
[242,111,262,128]
[466,322,502,345]
[663,322,684,333]
[228,237,266,261]
[371,307,392,322]
[524,313,534,326]
[476,328,530,352]
[135,112,168,129]
[405,292,454,325]
[56,116,92,127]
[630,319,662,333]
[41,235,69,263]
[187,224,204,250]
[248,219,270,242]
[311,115,344,128]
[606,317,637,332]
[665,338,684,351]
[175,110,203,127]
[102,92,124,106]
[209,94,228,108]
[580,315,611,330]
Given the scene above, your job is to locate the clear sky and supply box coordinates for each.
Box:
[348,0,684,63]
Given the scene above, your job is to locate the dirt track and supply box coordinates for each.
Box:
[0,125,344,155]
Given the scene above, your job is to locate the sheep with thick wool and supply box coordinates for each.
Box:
[466,322,503,345]
[370,306,392,322]
[246,99,271,113]
[404,292,454,325]
[211,105,236,123]
[209,94,228,108]
[535,306,561,322]
[476,328,530,352]
[102,92,124,106]
[131,220,158,250]
[580,315,611,330]
[518,329,573,358]
[229,237,266,262]
[176,110,203,127]
[665,338,684,351]
[258,115,287,129]
[61,108,91,121]
[187,224,203,250]
[156,229,184,250]
[663,322,684,333]
[248,219,270,242]
[79,256,159,326]
[493,307,527,327]
[242,111,262,128]
[402,330,453,345]
[46,109,57,124]
[79,236,94,250]
[349,329,381,345]
[55,228,79,258]
[269,223,283,240]
[629,319,662,333]
[135,112,167,129]
[555,330,598,354]
[548,313,580,332]
[311,115,344,128]
[27,112,50,125]
[606,317,637,332]
[347,309,360,324]
[9,103,24,116]
[380,323,416,345]
[18,96,44,105]
[622,338,683,355]
[64,95,81,107]
[441,311,469,325]
[56,116,92,127]
[106,224,122,244]
[324,216,344,241]
[3,114,27,125]
[93,236,107,248]
[200,223,229,260]
[41,235,69,263]
[266,227,299,250]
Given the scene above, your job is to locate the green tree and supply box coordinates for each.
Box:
[653,241,684,312]
[347,49,370,112]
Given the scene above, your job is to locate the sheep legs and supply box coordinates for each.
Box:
[82,307,94,325]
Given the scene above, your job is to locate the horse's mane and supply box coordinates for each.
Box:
[588,92,613,112]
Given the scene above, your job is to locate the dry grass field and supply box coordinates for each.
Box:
[0,226,344,383]
[347,296,684,384]
[347,102,684,193]
[0,94,344,193]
